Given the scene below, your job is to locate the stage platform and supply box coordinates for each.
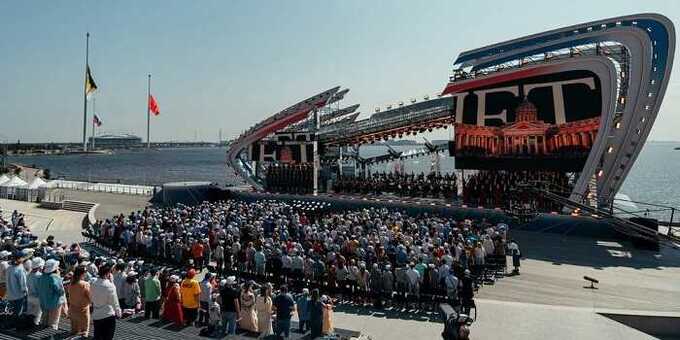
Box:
[225,189,511,224]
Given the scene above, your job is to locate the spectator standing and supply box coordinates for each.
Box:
[460,270,475,315]
[207,292,221,336]
[219,276,240,336]
[180,269,201,326]
[6,249,29,318]
[321,295,334,335]
[121,272,141,311]
[296,288,311,333]
[308,289,323,339]
[214,242,225,275]
[143,269,161,319]
[239,281,258,332]
[444,268,459,305]
[68,265,92,337]
[272,284,296,339]
[508,240,521,274]
[0,250,10,301]
[26,257,44,325]
[162,275,184,326]
[91,264,121,340]
[198,273,214,326]
[254,246,266,278]
[37,259,66,330]
[255,282,274,338]
[192,241,205,270]
[112,263,127,308]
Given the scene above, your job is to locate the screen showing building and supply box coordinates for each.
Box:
[452,70,601,171]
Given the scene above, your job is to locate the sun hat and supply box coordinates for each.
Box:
[32,257,45,270]
[43,259,60,273]
[225,276,236,285]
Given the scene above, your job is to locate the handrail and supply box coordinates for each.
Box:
[517,181,680,247]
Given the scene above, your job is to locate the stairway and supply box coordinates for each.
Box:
[535,187,680,247]
[586,173,599,208]
[62,200,96,213]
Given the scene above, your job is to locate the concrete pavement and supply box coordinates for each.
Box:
[0,198,85,244]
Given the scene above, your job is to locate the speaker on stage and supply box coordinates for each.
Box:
[448,140,456,157]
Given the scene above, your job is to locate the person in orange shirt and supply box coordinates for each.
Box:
[180,269,201,327]
[192,240,205,270]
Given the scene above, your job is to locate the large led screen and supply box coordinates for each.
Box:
[452,70,601,171]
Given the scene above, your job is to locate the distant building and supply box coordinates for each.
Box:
[88,133,142,149]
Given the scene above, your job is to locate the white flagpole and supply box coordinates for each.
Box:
[91,97,96,150]
[82,32,90,152]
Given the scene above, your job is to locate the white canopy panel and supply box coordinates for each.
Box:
[1,176,28,187]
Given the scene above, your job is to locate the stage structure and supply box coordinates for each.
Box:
[227,13,674,208]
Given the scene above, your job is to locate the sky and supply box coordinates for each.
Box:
[1,0,680,143]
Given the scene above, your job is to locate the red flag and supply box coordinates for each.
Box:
[148,95,160,116]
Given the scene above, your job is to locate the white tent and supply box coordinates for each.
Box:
[1,176,28,187]
[28,177,47,189]
[0,176,27,200]
[0,174,9,185]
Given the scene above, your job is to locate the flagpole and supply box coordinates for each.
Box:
[147,74,151,149]
[82,32,90,152]
[91,97,96,150]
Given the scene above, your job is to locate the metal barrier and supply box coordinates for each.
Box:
[48,180,157,196]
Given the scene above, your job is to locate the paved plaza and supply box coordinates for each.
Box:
[2,194,679,339]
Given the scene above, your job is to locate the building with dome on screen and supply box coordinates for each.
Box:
[454,98,600,159]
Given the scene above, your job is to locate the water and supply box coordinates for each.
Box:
[7,142,680,217]
[8,147,229,186]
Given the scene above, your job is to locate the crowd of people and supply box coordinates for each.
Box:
[461,170,571,212]
[265,164,314,194]
[0,198,518,340]
[333,172,458,199]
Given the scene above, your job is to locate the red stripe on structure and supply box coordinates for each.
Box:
[440,67,545,95]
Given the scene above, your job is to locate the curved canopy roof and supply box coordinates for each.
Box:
[28,177,47,189]
[1,176,28,187]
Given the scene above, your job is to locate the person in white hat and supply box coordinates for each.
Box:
[218,276,240,336]
[0,250,10,301]
[162,275,184,326]
[37,259,66,330]
[26,257,44,325]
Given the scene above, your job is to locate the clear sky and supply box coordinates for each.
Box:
[1,0,679,143]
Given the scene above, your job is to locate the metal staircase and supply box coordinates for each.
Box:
[517,182,680,248]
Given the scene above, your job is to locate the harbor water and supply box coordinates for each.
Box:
[7,142,680,217]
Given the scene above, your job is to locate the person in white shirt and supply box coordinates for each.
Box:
[91,264,121,340]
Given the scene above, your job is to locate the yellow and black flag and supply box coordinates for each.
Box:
[85,65,98,97]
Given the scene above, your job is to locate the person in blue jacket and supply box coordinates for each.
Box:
[37,259,66,330]
[296,288,311,333]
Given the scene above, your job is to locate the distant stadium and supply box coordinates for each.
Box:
[88,133,142,148]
